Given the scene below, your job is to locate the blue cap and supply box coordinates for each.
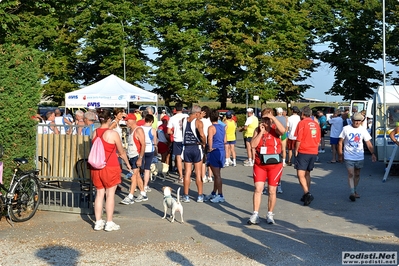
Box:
[226,111,232,118]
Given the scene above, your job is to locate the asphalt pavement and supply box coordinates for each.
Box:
[1,134,399,265]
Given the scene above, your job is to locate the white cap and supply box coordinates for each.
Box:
[88,106,96,110]
[247,108,254,113]
[276,107,283,113]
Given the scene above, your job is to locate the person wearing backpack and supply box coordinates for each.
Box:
[91,109,132,232]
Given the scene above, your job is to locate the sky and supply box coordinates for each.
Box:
[302,62,342,102]
[143,46,397,104]
[303,60,398,103]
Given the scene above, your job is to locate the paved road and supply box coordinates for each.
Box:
[1,135,399,265]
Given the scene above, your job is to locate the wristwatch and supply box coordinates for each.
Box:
[139,156,143,159]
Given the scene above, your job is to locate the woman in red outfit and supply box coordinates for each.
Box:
[247,108,285,225]
[91,109,132,231]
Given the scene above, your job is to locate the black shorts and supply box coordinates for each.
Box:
[129,156,139,170]
[172,142,183,156]
[141,152,154,170]
[295,153,317,172]
[182,145,203,163]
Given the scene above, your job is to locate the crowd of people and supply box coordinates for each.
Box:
[34,103,378,230]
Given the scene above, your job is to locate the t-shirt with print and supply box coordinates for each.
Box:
[339,125,371,161]
[295,117,320,155]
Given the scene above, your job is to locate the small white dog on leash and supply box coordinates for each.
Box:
[162,186,184,223]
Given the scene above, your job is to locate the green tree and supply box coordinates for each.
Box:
[205,0,315,108]
[318,0,383,100]
[146,0,216,106]
[72,1,152,90]
[0,44,43,181]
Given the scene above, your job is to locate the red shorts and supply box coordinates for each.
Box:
[91,166,121,189]
[158,142,169,154]
[287,139,296,150]
[253,163,283,186]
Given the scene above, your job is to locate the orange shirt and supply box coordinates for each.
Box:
[294,117,320,155]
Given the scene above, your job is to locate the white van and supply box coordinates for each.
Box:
[362,85,399,163]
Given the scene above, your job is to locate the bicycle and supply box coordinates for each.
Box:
[0,154,41,223]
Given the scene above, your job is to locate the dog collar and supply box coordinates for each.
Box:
[163,195,173,199]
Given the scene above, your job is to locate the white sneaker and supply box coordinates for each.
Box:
[207,176,214,183]
[232,161,236,167]
[244,161,254,167]
[120,196,135,205]
[247,213,260,225]
[202,176,208,183]
[266,212,275,224]
[144,186,152,192]
[104,221,120,232]
[224,162,229,167]
[318,149,325,154]
[277,185,283,194]
[283,162,287,167]
[94,219,105,231]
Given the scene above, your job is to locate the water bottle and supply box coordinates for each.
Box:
[126,171,133,179]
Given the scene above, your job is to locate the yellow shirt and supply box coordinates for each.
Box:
[244,115,259,138]
[225,119,237,141]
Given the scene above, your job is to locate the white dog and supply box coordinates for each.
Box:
[162,186,184,223]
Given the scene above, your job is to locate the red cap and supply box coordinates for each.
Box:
[161,115,170,121]
[123,113,137,121]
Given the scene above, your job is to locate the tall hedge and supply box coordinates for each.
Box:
[0,44,43,183]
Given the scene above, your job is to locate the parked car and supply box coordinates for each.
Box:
[311,106,336,120]
[138,105,173,117]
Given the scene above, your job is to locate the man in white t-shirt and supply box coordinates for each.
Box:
[338,112,376,202]
[287,106,301,166]
[167,102,189,182]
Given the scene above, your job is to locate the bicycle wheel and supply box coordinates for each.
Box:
[8,175,41,222]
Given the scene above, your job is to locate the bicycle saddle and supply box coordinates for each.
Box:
[14,158,28,164]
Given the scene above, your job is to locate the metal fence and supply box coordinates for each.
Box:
[36,124,94,214]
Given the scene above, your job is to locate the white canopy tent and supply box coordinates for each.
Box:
[65,74,158,110]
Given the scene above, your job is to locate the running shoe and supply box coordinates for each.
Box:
[120,196,135,205]
[197,195,204,203]
[266,212,275,224]
[135,194,148,202]
[204,193,216,201]
[94,219,105,231]
[247,213,260,225]
[182,195,190,203]
[349,194,356,202]
[104,221,120,232]
[303,192,314,206]
[210,195,225,203]
[244,161,254,167]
